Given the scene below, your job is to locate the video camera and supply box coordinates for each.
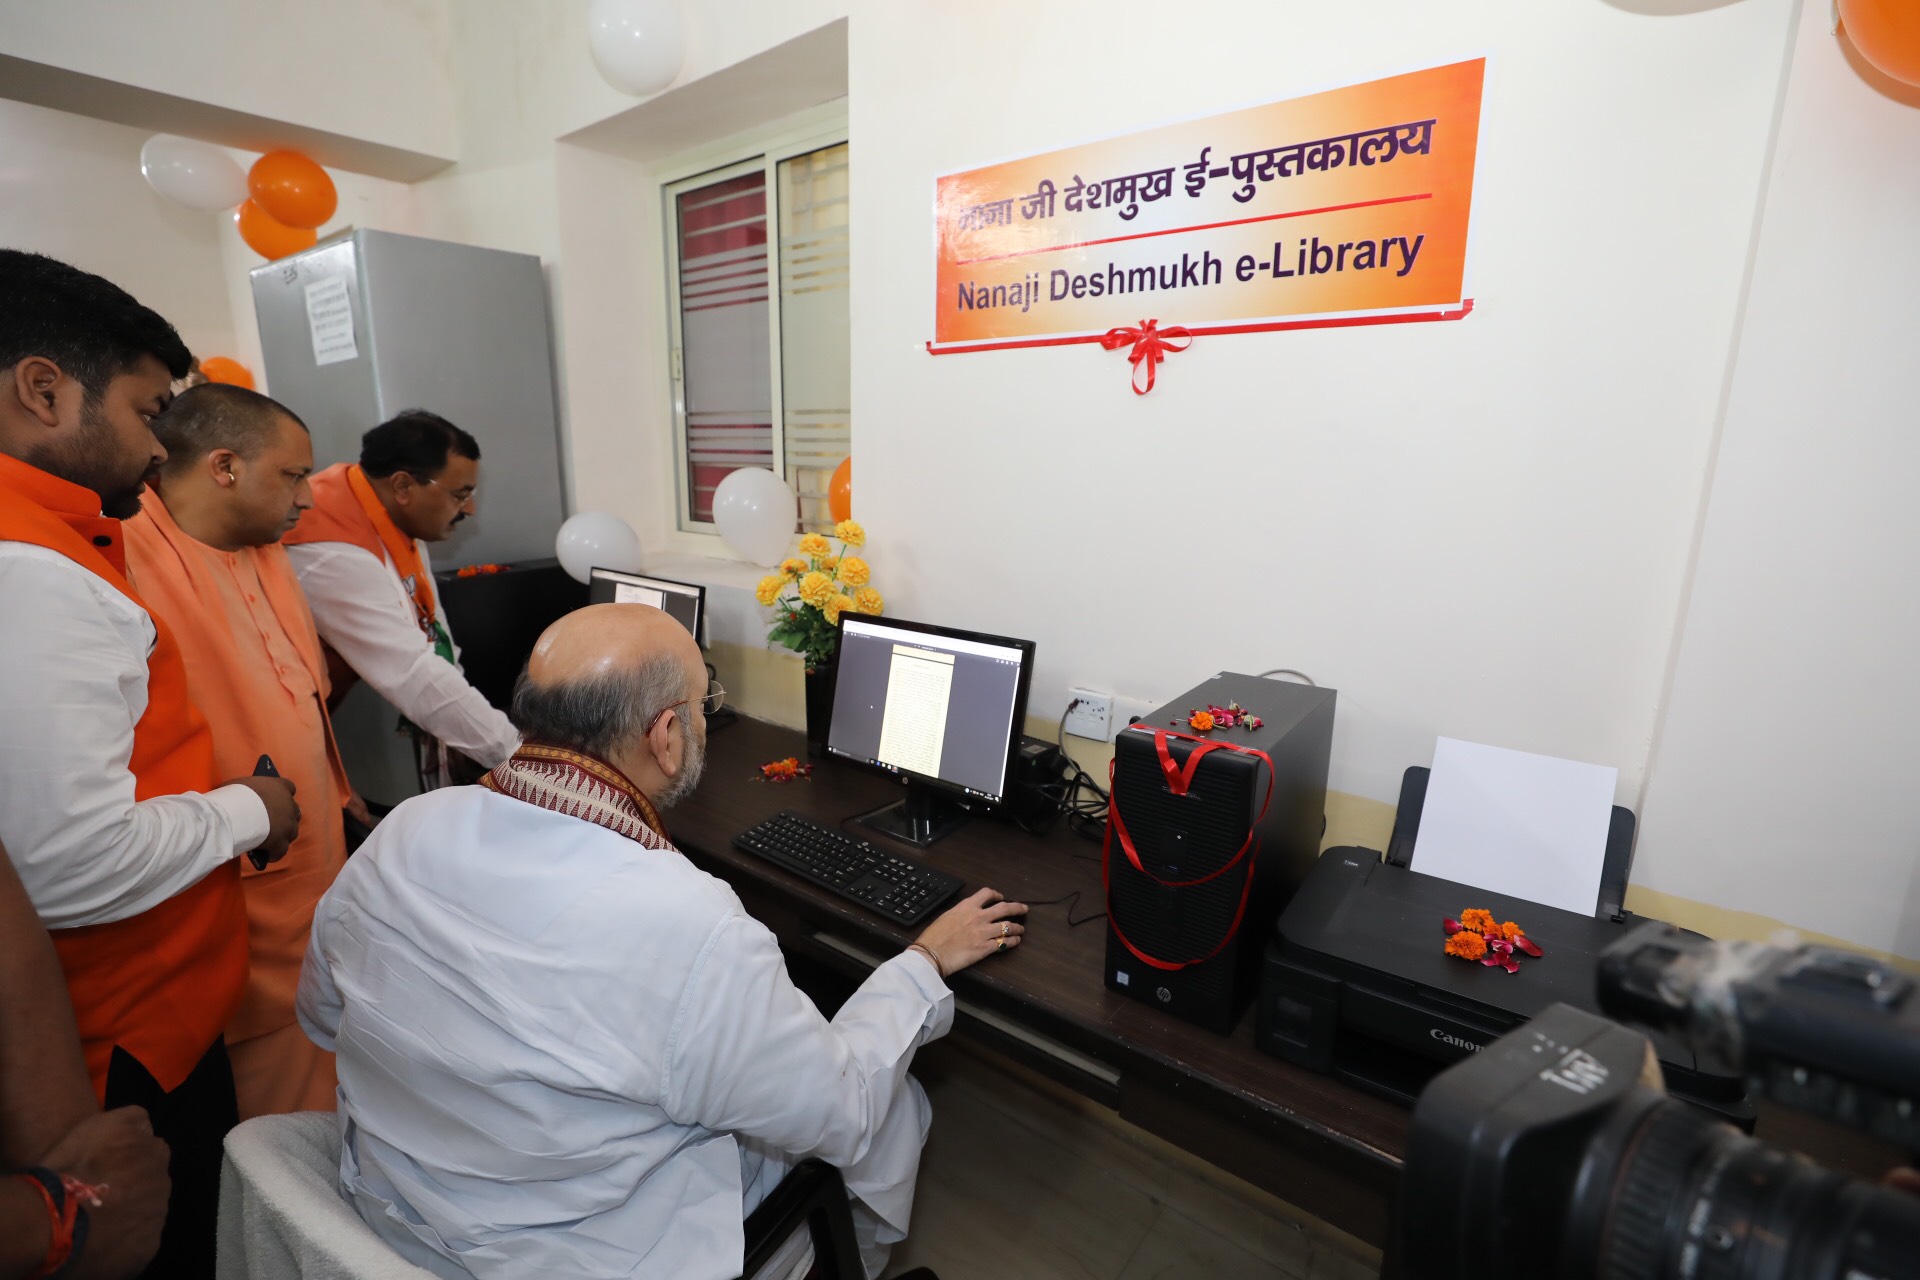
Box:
[1399,924,1920,1279]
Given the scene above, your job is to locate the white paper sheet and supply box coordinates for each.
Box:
[304,277,359,366]
[1410,737,1617,916]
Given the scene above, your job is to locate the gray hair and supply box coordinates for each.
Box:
[508,648,689,759]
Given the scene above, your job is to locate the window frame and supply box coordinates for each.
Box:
[659,103,849,553]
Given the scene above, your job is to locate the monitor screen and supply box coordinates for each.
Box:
[587,568,705,643]
[827,616,1033,804]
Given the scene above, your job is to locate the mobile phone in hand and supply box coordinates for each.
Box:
[249,754,279,870]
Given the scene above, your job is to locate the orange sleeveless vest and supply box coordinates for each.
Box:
[280,463,385,561]
[0,454,249,1097]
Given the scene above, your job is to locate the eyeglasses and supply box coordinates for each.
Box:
[416,474,477,504]
[655,679,726,728]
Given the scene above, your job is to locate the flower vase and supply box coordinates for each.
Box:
[803,660,837,757]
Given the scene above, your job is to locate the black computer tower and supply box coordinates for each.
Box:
[1103,673,1336,1033]
[434,558,589,712]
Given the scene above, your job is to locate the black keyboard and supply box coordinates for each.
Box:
[733,811,964,926]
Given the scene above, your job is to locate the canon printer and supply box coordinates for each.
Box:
[1256,767,1753,1126]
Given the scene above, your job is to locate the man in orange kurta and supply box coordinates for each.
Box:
[124,384,351,1119]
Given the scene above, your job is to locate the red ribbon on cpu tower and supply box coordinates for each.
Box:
[1103,726,1273,971]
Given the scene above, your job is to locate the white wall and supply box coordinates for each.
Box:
[1633,0,1920,960]
[13,0,1917,957]
[0,0,456,161]
[0,98,241,366]
[851,0,1795,809]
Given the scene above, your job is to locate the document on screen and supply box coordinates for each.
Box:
[612,583,666,609]
[877,645,955,778]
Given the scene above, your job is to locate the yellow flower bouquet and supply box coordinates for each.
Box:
[755,520,884,669]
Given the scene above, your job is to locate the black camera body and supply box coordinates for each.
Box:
[1600,923,1920,1151]
[1399,928,1920,1280]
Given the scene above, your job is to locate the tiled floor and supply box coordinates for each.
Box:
[882,1041,1381,1280]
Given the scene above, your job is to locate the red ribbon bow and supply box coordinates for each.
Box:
[1100,318,1192,395]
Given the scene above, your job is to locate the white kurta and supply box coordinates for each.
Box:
[0,541,270,927]
[297,785,952,1279]
[286,539,520,769]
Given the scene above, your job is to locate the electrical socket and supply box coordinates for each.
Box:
[1111,695,1161,740]
[1063,688,1112,740]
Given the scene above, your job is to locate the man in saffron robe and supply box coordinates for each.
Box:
[0,249,301,1276]
[125,383,352,1121]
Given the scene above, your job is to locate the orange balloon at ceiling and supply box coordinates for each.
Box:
[1839,0,1920,87]
[198,357,254,389]
[828,457,852,522]
[235,199,317,261]
[248,150,338,229]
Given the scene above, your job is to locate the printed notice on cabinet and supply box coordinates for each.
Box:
[305,277,359,366]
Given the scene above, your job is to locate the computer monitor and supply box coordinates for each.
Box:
[587,568,705,644]
[826,614,1036,847]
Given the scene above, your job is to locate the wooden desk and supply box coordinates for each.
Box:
[674,716,1409,1248]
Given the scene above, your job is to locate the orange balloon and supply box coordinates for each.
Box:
[248,150,337,229]
[828,456,852,523]
[199,357,254,389]
[1839,0,1920,87]
[235,199,318,260]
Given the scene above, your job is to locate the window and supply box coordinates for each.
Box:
[666,119,849,541]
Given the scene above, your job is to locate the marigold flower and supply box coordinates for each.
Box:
[780,557,808,579]
[834,519,866,548]
[824,593,855,625]
[1459,908,1496,935]
[1445,931,1488,961]
[798,571,836,608]
[818,555,840,577]
[1189,710,1216,731]
[754,575,785,607]
[1495,921,1523,941]
[852,586,884,615]
[798,533,832,558]
[839,556,870,587]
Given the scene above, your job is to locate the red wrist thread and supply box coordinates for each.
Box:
[13,1167,81,1279]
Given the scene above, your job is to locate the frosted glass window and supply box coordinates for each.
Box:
[665,127,850,538]
[777,144,850,535]
[675,169,773,525]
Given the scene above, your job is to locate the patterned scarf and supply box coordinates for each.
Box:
[479,743,674,850]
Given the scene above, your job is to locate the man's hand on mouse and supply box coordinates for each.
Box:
[908,888,1028,977]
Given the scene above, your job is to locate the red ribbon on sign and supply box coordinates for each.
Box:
[1100,318,1192,395]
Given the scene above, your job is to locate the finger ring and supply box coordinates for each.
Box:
[999,921,1010,938]
[995,938,1006,952]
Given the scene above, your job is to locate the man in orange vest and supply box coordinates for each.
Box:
[284,411,519,789]
[126,384,353,1121]
[0,250,301,1276]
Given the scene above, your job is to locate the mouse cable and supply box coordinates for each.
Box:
[1022,887,1107,928]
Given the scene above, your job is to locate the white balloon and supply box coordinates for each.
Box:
[140,135,248,212]
[587,0,686,96]
[711,468,796,566]
[555,511,644,585]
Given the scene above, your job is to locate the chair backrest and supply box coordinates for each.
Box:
[740,1159,863,1280]
[222,1119,906,1280]
[216,1112,438,1280]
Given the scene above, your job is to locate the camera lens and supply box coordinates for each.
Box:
[1595,1099,1920,1280]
